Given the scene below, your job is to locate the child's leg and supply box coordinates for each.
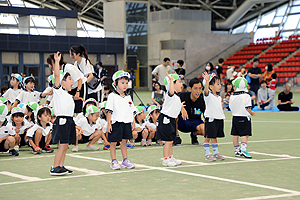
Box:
[88,130,101,145]
[142,129,149,140]
[233,136,240,152]
[54,143,68,167]
[4,136,15,149]
[120,139,127,159]
[211,138,218,155]
[241,136,249,151]
[169,141,173,156]
[147,127,155,139]
[203,137,211,155]
[14,134,20,146]
[101,131,110,146]
[34,129,43,147]
[110,142,117,160]
[163,141,172,158]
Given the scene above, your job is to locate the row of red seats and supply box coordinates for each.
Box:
[274,67,300,72]
[259,53,289,58]
[235,50,261,55]
[248,41,275,46]
[273,43,300,48]
[223,60,247,64]
[250,58,281,63]
[294,52,300,57]
[256,36,282,41]
[241,46,269,51]
[227,55,254,60]
[277,72,297,77]
[245,63,271,68]
[288,35,300,39]
[266,48,297,53]
[279,62,300,67]
[286,57,300,62]
[281,39,300,44]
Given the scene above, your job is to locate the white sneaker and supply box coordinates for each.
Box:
[170,156,182,165]
[162,158,177,167]
[72,145,79,152]
[14,145,19,152]
[86,145,99,151]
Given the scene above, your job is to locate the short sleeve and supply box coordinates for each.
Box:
[105,93,114,113]
[66,64,84,82]
[152,66,159,75]
[151,92,154,99]
[245,94,252,107]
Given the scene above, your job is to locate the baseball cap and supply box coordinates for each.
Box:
[99,101,107,109]
[112,70,130,82]
[0,104,9,122]
[85,105,100,117]
[27,102,39,112]
[11,73,22,82]
[0,97,10,104]
[232,77,248,92]
[52,71,66,85]
[135,106,145,116]
[164,74,181,90]
[147,105,160,114]
[11,107,24,115]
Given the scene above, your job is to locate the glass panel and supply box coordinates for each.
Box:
[284,14,300,29]
[101,54,115,65]
[9,0,24,7]
[3,66,9,74]
[0,28,19,34]
[12,66,18,73]
[50,18,56,27]
[0,14,18,25]
[126,24,148,45]
[87,31,103,38]
[88,54,97,65]
[232,24,246,34]
[24,53,39,64]
[273,16,283,24]
[260,10,276,26]
[77,21,82,29]
[36,28,56,36]
[24,2,39,8]
[31,16,52,27]
[281,31,294,39]
[77,30,88,37]
[254,27,278,41]
[276,4,288,16]
[139,67,148,87]
[2,52,19,64]
[127,46,147,66]
[245,20,256,32]
[83,22,98,31]
[126,2,148,24]
[23,65,40,90]
[30,28,39,35]
[2,66,10,88]
[293,0,300,5]
[62,53,74,65]
[290,6,300,14]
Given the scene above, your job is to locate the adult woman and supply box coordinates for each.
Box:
[205,62,215,75]
[262,63,274,86]
[220,82,234,100]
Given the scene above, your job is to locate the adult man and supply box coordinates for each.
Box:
[277,85,299,111]
[178,78,205,145]
[248,58,262,104]
[215,58,224,84]
[152,58,171,91]
[94,61,107,102]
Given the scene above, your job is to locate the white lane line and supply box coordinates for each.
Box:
[64,166,106,175]
[0,171,41,181]
[235,193,300,200]
[224,120,300,123]
[67,154,111,163]
[249,151,297,158]
[218,138,300,145]
[0,155,55,161]
[222,155,258,161]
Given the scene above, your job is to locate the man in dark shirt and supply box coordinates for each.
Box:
[248,58,262,104]
[215,58,224,85]
[178,78,205,145]
[277,85,299,111]
[94,61,107,102]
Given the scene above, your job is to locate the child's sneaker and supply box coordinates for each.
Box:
[61,166,73,174]
[42,144,54,153]
[32,149,41,155]
[50,166,68,176]
[110,160,121,170]
[170,156,182,165]
[121,159,135,169]
[97,138,103,144]
[162,158,177,167]
[240,149,252,159]
[205,153,216,161]
[214,152,225,160]
[86,145,99,151]
[9,149,19,156]
[126,143,134,149]
[156,140,164,146]
[72,145,79,152]
[141,140,147,147]
[235,150,242,157]
[103,145,110,150]
[146,139,152,146]
[14,145,19,152]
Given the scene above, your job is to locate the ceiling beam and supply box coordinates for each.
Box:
[80,0,104,15]
[52,0,72,10]
[161,2,202,8]
[81,0,93,13]
[196,0,226,19]
[149,0,166,10]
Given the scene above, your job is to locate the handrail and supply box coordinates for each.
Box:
[185,36,252,78]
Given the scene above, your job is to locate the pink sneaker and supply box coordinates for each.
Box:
[121,159,135,169]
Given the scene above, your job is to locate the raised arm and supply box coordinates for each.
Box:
[202,71,210,96]
[53,52,61,88]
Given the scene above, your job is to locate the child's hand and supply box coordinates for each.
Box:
[166,72,174,82]
[107,123,112,133]
[15,128,20,134]
[54,51,61,62]
[202,71,210,82]
[34,146,41,151]
[251,111,256,116]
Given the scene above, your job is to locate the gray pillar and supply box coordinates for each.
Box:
[19,15,30,34]
[56,18,77,36]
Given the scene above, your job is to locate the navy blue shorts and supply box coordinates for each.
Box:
[52,116,76,145]
[156,113,176,142]
[178,116,204,133]
[204,118,224,138]
[108,122,133,142]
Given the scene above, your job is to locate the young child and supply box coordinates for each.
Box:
[106,70,136,170]
[156,73,183,167]
[25,102,39,125]
[0,97,12,113]
[202,72,225,161]
[145,105,163,145]
[26,105,54,154]
[50,51,76,176]
[229,77,255,158]
[0,104,19,156]
[222,94,230,111]
[74,98,98,124]
[2,73,22,105]
[98,101,111,150]
[133,106,150,147]
[40,75,54,105]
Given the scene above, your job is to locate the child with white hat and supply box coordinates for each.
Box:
[2,73,22,105]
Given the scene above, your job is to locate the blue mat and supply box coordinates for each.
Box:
[252,106,300,112]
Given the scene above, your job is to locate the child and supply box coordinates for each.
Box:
[74,105,104,152]
[0,104,19,156]
[145,105,163,145]
[156,73,183,167]
[40,75,54,105]
[222,94,230,111]
[133,106,150,147]
[269,73,277,108]
[0,97,12,113]
[12,76,40,108]
[25,102,39,125]
[106,70,135,170]
[2,73,22,104]
[74,98,98,123]
[26,105,54,154]
[202,72,225,161]
[257,80,273,110]
[1,86,9,97]
[229,77,255,158]
[50,51,76,176]
[151,82,165,107]
[103,85,111,102]
[98,101,111,150]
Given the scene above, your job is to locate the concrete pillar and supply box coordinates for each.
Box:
[56,18,77,36]
[19,15,30,34]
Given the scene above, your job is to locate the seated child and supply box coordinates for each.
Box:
[26,105,54,154]
[25,102,39,125]
[0,104,19,156]
[99,101,111,150]
[145,105,163,145]
[133,106,150,147]
[74,98,98,123]
[222,94,230,111]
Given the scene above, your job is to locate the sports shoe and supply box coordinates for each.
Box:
[14,145,19,152]
[146,139,152,146]
[121,159,135,169]
[97,138,103,144]
[32,149,41,155]
[42,144,54,153]
[61,166,73,174]
[126,143,134,149]
[156,140,164,146]
[86,144,100,151]
[205,153,216,161]
[240,149,252,159]
[235,150,242,157]
[190,132,199,145]
[170,156,182,165]
[103,145,110,150]
[50,166,68,176]
[110,160,121,170]
[162,158,177,167]
[9,149,19,156]
[141,140,147,147]
[214,152,225,160]
[72,145,79,152]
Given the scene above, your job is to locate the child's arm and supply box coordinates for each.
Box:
[246,108,255,116]
[53,52,61,88]
[106,112,112,133]
[166,72,174,95]
[202,72,210,96]
[28,139,40,151]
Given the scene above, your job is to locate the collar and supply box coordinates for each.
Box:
[112,88,128,97]
[233,91,246,95]
[209,91,219,97]
[86,117,96,125]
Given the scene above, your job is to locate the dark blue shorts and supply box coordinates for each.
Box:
[178,116,204,133]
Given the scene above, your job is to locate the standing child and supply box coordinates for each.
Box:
[106,70,135,170]
[2,74,22,105]
[50,52,75,176]
[156,73,183,167]
[202,72,225,161]
[229,77,255,158]
[269,73,277,108]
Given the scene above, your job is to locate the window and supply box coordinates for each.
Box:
[276,4,288,16]
[284,14,300,29]
[260,10,276,26]
[254,27,278,41]
[273,17,283,24]
[245,20,256,32]
[232,24,246,34]
[290,6,300,14]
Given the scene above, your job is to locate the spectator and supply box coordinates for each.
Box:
[257,80,273,110]
[262,63,274,86]
[247,83,256,109]
[151,82,165,108]
[223,94,230,111]
[182,84,187,92]
[248,58,262,104]
[0,86,9,97]
[226,65,234,82]
[277,85,299,111]
[175,60,186,79]
[269,73,277,108]
[205,62,215,75]
[151,57,171,91]
[238,67,247,78]
[220,82,234,100]
[94,61,108,102]
[215,58,224,85]
[102,85,111,102]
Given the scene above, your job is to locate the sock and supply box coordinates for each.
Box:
[112,159,117,162]
[212,143,218,155]
[234,145,240,151]
[241,142,247,151]
[142,139,146,142]
[204,143,210,155]
[88,144,92,146]
[123,158,128,162]
[164,157,168,160]
[9,148,13,151]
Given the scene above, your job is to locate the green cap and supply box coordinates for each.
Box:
[0,104,8,122]
[28,102,39,112]
[85,105,100,117]
[52,70,65,84]
[135,106,145,116]
[232,77,248,92]
[112,70,130,81]
[164,74,180,86]
[11,107,24,115]
[147,105,160,114]
[100,101,107,109]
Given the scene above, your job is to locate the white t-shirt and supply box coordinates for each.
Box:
[15,90,40,104]
[75,117,102,136]
[74,57,94,77]
[74,112,85,124]
[2,88,22,104]
[26,123,52,139]
[229,92,252,117]
[151,64,172,85]
[145,119,157,130]
[161,92,181,118]
[63,63,87,89]
[135,120,146,130]
[0,120,15,139]
[106,91,135,124]
[10,120,33,135]
[42,87,53,103]
[204,92,225,119]
[98,117,107,134]
[52,86,74,117]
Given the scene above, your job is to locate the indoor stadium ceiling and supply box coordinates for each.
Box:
[22,0,289,29]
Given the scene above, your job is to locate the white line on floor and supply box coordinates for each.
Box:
[224,120,300,123]
[0,171,41,181]
[64,166,106,175]
[222,155,259,161]
[249,151,297,158]
[218,138,300,145]
[234,193,300,200]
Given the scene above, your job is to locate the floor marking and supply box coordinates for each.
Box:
[218,138,300,145]
[222,155,259,161]
[0,154,55,161]
[235,193,300,200]
[0,171,41,181]
[224,120,300,124]
[249,151,297,158]
[64,166,106,175]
